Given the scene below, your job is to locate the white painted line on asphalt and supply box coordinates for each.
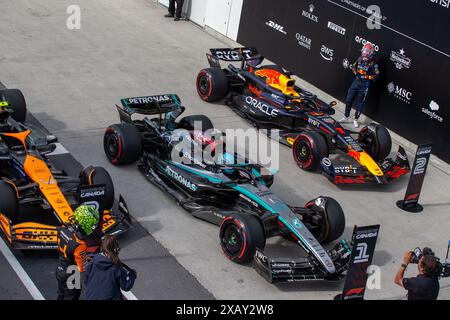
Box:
[48,143,69,156]
[121,289,138,300]
[0,238,45,300]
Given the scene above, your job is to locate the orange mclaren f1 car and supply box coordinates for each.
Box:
[0,89,130,249]
[196,47,410,185]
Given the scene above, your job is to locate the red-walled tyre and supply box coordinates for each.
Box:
[219,213,265,263]
[292,131,329,171]
[103,123,142,165]
[196,68,229,102]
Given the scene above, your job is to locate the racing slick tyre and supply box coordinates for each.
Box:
[0,89,27,122]
[293,131,329,171]
[104,123,142,165]
[358,123,392,162]
[178,115,214,132]
[79,166,115,210]
[196,68,229,102]
[219,213,265,263]
[0,180,19,224]
[305,197,345,244]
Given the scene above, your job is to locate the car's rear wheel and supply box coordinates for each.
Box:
[305,197,345,244]
[0,89,27,123]
[358,123,392,162]
[0,181,19,224]
[219,213,265,263]
[196,68,229,102]
[178,115,214,132]
[79,166,115,210]
[104,123,142,165]
[293,131,329,171]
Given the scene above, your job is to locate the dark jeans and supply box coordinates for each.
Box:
[345,78,370,120]
[168,0,185,18]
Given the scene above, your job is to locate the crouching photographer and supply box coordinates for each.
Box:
[395,246,450,300]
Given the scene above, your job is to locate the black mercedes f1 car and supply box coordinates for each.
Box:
[0,89,130,249]
[103,94,351,283]
[196,47,410,185]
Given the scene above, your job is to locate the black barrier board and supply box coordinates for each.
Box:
[237,0,450,163]
[77,184,107,215]
[339,224,380,300]
[397,144,432,212]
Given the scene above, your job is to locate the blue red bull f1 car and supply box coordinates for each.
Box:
[196,47,410,185]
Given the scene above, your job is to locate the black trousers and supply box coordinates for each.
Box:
[344,78,370,120]
[168,0,185,18]
[56,265,81,300]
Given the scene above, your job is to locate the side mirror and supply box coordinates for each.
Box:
[46,135,58,144]
[38,143,57,155]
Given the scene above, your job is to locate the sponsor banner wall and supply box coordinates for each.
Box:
[237,0,450,163]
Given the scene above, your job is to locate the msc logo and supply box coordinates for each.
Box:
[387,82,412,104]
[265,20,287,35]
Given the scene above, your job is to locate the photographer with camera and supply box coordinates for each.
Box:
[394,247,440,300]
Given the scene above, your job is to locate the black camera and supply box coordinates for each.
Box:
[442,263,450,278]
[410,244,450,278]
[409,247,434,264]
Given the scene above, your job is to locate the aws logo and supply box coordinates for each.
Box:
[320,45,334,61]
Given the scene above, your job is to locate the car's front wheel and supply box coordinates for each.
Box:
[219,213,265,263]
[79,166,115,210]
[293,131,329,171]
[358,123,392,162]
[305,197,346,244]
[0,181,19,224]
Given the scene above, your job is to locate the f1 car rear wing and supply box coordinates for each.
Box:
[207,47,264,69]
[116,94,181,123]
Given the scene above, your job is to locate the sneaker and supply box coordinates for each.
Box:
[353,119,359,128]
[164,13,174,18]
[339,116,348,122]
[174,17,181,21]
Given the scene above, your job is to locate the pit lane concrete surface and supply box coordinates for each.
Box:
[1,0,449,300]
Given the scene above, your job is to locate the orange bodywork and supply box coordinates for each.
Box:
[254,69,300,97]
[3,130,74,224]
[0,130,120,248]
[348,148,384,177]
